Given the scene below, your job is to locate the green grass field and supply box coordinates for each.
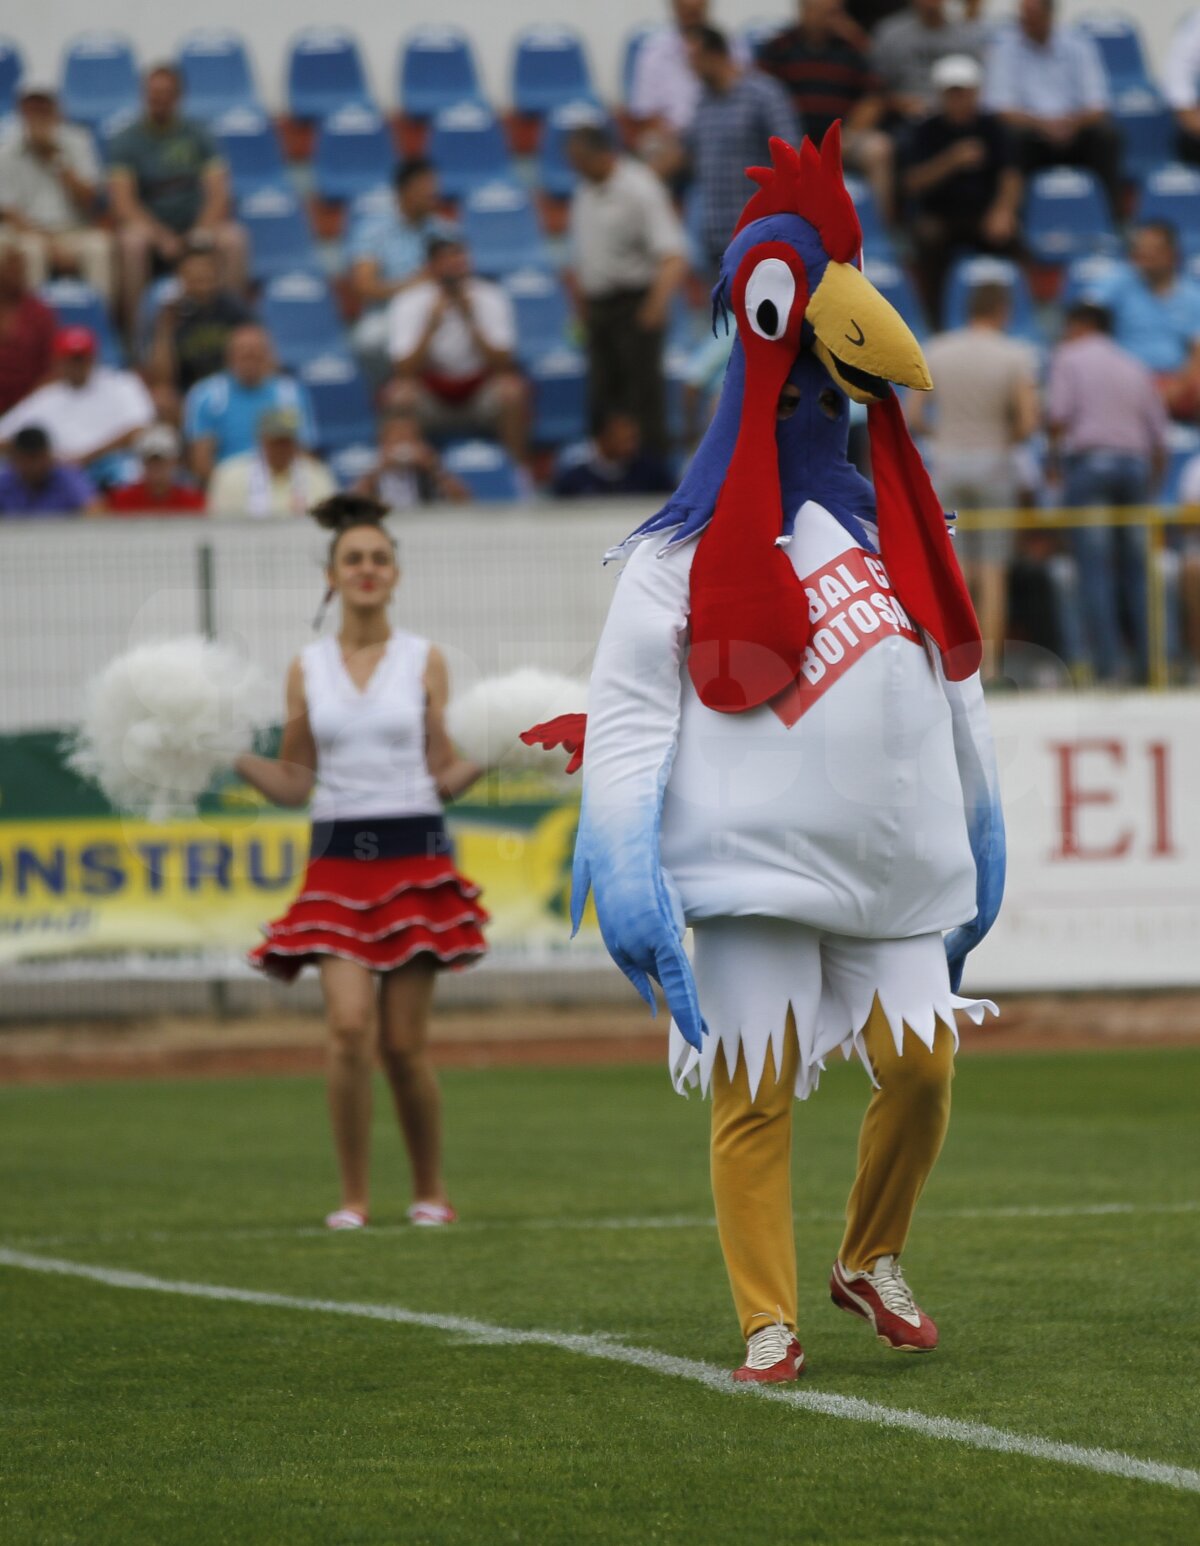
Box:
[2,1046,1198,1545]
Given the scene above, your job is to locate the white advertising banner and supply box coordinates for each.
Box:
[963,692,1200,993]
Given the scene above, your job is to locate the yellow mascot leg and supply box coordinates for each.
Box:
[838,997,956,1274]
[710,1013,801,1339]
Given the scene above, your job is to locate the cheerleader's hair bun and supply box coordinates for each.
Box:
[309,492,391,534]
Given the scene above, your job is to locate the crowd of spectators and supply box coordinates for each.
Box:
[2,5,1200,680]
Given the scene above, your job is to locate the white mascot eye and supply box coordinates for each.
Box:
[745,258,796,340]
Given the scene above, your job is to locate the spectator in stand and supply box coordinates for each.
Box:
[871,0,988,127]
[0,327,154,484]
[0,82,112,304]
[107,64,247,336]
[758,0,893,217]
[906,281,1040,680]
[659,25,799,276]
[1088,223,1200,422]
[0,425,100,516]
[0,248,55,416]
[566,124,688,457]
[145,237,253,408]
[183,325,316,485]
[904,54,1022,325]
[629,1,750,149]
[1163,10,1200,168]
[552,412,676,498]
[983,0,1120,215]
[349,159,441,368]
[351,409,471,509]
[387,230,526,465]
[207,406,336,518]
[1047,302,1169,686]
[106,424,207,514]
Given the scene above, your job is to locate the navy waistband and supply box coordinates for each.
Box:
[310,815,450,862]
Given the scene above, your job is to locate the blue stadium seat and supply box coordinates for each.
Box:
[286,28,372,121]
[843,174,893,259]
[1163,422,1200,506]
[40,279,123,365]
[1077,11,1151,89]
[330,442,378,488]
[213,107,286,199]
[1024,167,1116,264]
[1139,164,1200,256]
[61,33,139,131]
[1061,252,1123,307]
[943,256,1040,343]
[241,189,320,281]
[299,354,376,451]
[442,439,522,501]
[314,105,393,203]
[511,26,593,118]
[539,98,607,199]
[398,26,482,118]
[1113,87,1174,182]
[530,346,587,445]
[621,26,654,103]
[501,268,571,363]
[462,181,546,278]
[0,37,24,119]
[178,30,259,121]
[867,257,928,339]
[262,272,347,369]
[98,108,139,162]
[429,100,509,201]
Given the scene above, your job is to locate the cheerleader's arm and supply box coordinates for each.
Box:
[234,658,317,809]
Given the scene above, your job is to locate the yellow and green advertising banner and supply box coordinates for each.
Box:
[0,732,591,965]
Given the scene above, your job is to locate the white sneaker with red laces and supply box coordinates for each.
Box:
[325,1208,367,1231]
[732,1319,806,1384]
[830,1255,938,1351]
[407,1201,458,1226]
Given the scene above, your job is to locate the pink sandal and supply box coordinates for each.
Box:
[324,1207,368,1230]
[407,1201,457,1226]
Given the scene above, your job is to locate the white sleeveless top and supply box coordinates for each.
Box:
[301,631,442,823]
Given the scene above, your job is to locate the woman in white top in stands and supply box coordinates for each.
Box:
[236,494,488,1230]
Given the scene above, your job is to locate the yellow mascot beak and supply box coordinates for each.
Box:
[806,261,932,403]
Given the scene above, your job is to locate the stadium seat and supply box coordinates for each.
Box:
[299,354,376,451]
[0,37,24,119]
[1061,252,1123,307]
[501,268,571,363]
[867,257,928,339]
[462,181,546,278]
[442,439,522,501]
[262,272,347,369]
[213,108,286,200]
[40,279,123,365]
[135,275,180,356]
[1113,87,1174,182]
[843,174,893,259]
[511,26,593,118]
[943,256,1040,342]
[539,98,607,200]
[1164,421,1200,505]
[97,108,138,162]
[178,30,259,121]
[330,442,378,488]
[1077,11,1151,89]
[621,26,654,103]
[1139,164,1200,256]
[60,33,139,131]
[398,26,482,119]
[241,189,320,282]
[529,346,587,445]
[428,100,509,201]
[1024,167,1116,264]
[313,105,393,203]
[286,28,372,122]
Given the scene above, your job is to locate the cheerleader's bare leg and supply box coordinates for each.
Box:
[379,958,447,1205]
[319,957,377,1217]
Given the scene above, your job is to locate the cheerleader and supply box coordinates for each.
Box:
[236,494,488,1230]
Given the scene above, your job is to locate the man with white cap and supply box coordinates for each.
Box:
[106,424,207,514]
[0,81,114,303]
[207,405,336,519]
[904,53,1023,324]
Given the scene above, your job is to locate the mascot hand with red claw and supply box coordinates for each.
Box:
[531,128,1005,1383]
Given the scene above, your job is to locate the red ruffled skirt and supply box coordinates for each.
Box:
[249,852,489,982]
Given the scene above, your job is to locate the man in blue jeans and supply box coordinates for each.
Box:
[1047,302,1169,684]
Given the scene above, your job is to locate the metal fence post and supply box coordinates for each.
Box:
[197,539,231,1021]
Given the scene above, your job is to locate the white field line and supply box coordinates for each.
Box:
[1,1246,1197,1497]
[4,1199,1197,1251]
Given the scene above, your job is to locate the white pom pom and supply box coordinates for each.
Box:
[446,669,586,774]
[70,636,272,816]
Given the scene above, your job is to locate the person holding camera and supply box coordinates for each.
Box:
[352,409,470,510]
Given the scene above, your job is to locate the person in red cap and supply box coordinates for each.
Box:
[0,325,154,483]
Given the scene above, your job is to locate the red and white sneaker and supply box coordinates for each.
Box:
[830,1256,938,1352]
[732,1320,806,1384]
[325,1207,367,1231]
[407,1201,458,1227]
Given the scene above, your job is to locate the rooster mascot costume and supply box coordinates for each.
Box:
[526,128,1004,1383]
